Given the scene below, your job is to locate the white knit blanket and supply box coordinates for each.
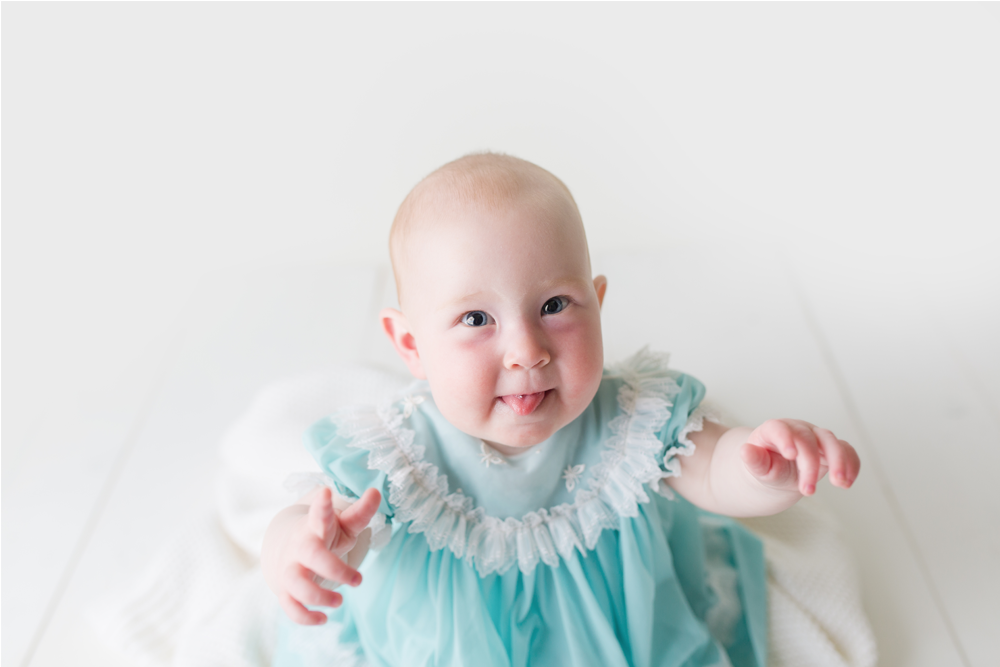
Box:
[91,365,877,667]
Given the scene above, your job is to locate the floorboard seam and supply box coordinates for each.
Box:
[19,332,184,667]
[780,253,974,667]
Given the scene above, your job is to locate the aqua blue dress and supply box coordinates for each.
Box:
[273,350,768,667]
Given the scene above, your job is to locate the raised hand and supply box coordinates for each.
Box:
[741,419,860,496]
[266,487,381,625]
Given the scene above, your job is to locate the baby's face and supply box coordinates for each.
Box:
[386,195,606,452]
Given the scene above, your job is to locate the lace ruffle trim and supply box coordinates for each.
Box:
[653,404,721,499]
[673,404,722,470]
[333,347,690,576]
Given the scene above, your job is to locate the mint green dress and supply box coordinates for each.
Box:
[273,350,768,667]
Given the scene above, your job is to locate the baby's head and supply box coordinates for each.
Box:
[381,153,607,452]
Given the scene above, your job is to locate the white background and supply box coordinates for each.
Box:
[4,4,999,667]
[6,3,997,466]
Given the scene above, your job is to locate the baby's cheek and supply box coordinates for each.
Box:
[556,334,604,405]
[428,352,497,415]
[558,320,603,365]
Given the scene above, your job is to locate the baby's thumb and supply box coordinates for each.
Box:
[308,487,337,548]
[741,443,797,488]
[741,443,775,478]
[338,488,381,540]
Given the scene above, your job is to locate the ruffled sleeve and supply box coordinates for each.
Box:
[655,371,708,478]
[303,409,396,548]
[604,348,711,498]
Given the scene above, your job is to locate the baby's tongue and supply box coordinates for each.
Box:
[500,392,545,416]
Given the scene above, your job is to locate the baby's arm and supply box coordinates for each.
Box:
[667,419,860,517]
[261,486,381,624]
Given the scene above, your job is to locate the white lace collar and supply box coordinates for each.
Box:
[331,348,692,576]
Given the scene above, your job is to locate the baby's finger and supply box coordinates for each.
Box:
[279,593,328,626]
[286,564,344,608]
[301,537,363,588]
[338,488,382,540]
[816,429,860,488]
[747,420,797,460]
[840,440,860,482]
[308,488,336,547]
[790,425,821,495]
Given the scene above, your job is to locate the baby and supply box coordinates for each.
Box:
[262,153,860,667]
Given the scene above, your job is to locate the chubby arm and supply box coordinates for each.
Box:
[666,418,860,517]
[261,486,381,625]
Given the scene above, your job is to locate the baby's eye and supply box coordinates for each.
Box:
[461,311,492,327]
[541,296,569,316]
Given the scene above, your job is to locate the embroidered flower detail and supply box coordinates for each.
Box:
[480,441,507,467]
[400,394,425,418]
[562,464,586,491]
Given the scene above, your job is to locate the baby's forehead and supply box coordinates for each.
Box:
[420,157,571,213]
[390,154,589,303]
[402,184,582,257]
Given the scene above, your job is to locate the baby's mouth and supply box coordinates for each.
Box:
[499,390,549,416]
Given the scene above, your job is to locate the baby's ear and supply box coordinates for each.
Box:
[593,275,608,309]
[380,308,426,379]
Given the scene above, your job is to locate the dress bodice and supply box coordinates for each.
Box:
[274,349,768,667]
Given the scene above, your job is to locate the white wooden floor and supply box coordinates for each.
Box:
[4,241,998,667]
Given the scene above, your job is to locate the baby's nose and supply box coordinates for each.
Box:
[503,326,550,370]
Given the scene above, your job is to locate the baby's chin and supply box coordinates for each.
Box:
[482,434,549,456]
[482,420,563,451]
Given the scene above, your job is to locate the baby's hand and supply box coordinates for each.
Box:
[271,487,381,625]
[741,419,860,496]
